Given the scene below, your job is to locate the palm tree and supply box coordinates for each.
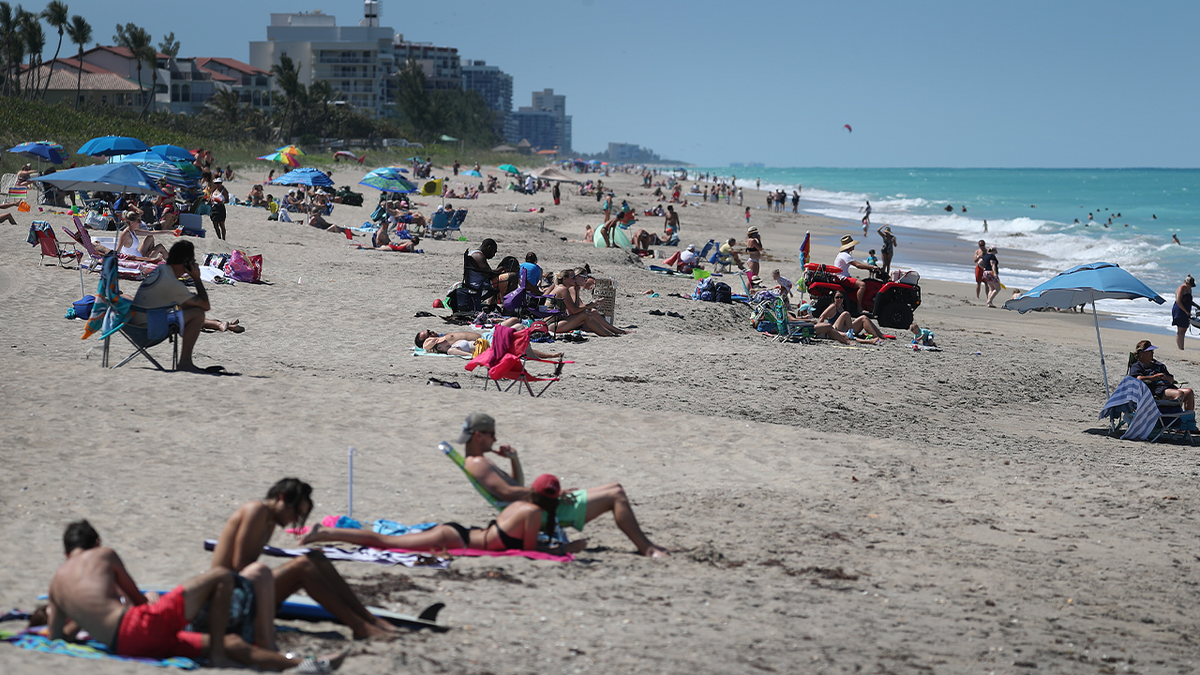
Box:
[157,31,178,58]
[38,0,67,100]
[19,9,43,100]
[112,22,151,112]
[203,88,241,126]
[270,54,307,140]
[0,3,16,97]
[64,14,88,108]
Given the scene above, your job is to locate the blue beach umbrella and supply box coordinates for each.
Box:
[8,141,64,164]
[1004,261,1165,396]
[139,161,198,190]
[113,150,173,164]
[271,167,333,187]
[462,169,482,177]
[77,135,150,157]
[31,162,165,196]
[359,167,417,193]
[149,144,195,161]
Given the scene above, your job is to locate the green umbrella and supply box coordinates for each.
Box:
[498,164,520,175]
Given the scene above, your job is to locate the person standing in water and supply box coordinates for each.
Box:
[1173,275,1200,350]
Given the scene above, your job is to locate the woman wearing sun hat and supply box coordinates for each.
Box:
[744,226,763,285]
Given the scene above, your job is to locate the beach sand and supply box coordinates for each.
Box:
[3,167,1200,674]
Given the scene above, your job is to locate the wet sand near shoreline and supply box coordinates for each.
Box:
[3,168,1200,674]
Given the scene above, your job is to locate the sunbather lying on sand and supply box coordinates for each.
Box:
[308,212,346,234]
[45,519,348,672]
[415,323,563,359]
[356,223,419,251]
[209,478,400,643]
[299,474,583,555]
[456,412,668,557]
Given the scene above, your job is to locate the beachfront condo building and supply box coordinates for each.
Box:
[510,89,572,154]
[250,10,398,118]
[462,59,515,143]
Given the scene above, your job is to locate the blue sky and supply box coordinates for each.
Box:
[60,0,1200,167]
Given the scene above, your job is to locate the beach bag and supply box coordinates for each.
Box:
[225,250,262,283]
[84,211,110,229]
[714,282,732,304]
[693,277,715,302]
[71,296,95,320]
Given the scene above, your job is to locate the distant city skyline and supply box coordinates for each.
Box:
[47,0,1200,167]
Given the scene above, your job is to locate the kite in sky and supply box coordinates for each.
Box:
[844,124,852,133]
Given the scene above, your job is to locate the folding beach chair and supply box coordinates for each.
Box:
[1099,375,1195,444]
[447,208,467,238]
[464,324,566,397]
[82,253,178,371]
[429,210,451,239]
[32,221,81,269]
[106,305,180,371]
[501,266,564,323]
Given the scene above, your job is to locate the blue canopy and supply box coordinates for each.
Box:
[270,167,333,187]
[8,142,64,164]
[1004,262,1165,397]
[77,136,150,157]
[359,167,417,193]
[31,162,165,196]
[113,150,173,164]
[149,144,194,161]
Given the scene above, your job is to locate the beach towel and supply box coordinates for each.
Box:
[465,324,528,381]
[1098,375,1159,441]
[1,629,199,670]
[201,539,449,569]
[411,347,471,359]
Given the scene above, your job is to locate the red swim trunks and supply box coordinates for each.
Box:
[974,266,983,283]
[114,586,203,660]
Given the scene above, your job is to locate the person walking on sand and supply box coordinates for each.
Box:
[1172,275,1200,350]
[980,245,1001,307]
[877,225,897,276]
[973,240,987,299]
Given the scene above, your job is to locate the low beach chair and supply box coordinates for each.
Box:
[429,210,451,239]
[106,305,180,370]
[464,324,564,397]
[502,267,564,323]
[33,222,81,269]
[447,208,467,237]
[1099,375,1195,443]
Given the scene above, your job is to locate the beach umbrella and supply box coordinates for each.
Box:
[257,151,300,168]
[32,162,165,196]
[462,169,482,177]
[113,150,173,164]
[1003,262,1165,397]
[359,168,417,193]
[271,167,333,187]
[77,135,150,157]
[8,141,64,164]
[275,144,305,156]
[139,161,199,189]
[149,144,194,161]
[498,164,520,175]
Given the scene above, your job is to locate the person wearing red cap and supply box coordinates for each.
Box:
[457,413,668,557]
[298,473,573,554]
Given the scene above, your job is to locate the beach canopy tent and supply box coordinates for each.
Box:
[77,136,149,157]
[8,141,65,164]
[1003,262,1165,397]
[531,167,579,183]
[149,144,194,161]
[359,167,417,193]
[271,167,333,187]
[32,162,165,196]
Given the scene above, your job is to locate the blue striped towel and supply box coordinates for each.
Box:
[1098,376,1158,441]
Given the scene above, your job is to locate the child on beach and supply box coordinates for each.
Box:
[910,322,938,348]
[771,269,793,309]
[866,249,879,267]
[744,207,751,224]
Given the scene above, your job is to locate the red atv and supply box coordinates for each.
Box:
[802,263,922,329]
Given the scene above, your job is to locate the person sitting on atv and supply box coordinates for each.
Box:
[834,234,881,312]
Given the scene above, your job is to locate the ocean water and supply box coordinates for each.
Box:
[698,168,1200,330]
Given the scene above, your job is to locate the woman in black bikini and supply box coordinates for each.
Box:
[298,475,570,553]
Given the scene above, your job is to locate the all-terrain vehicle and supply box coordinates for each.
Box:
[802,263,922,329]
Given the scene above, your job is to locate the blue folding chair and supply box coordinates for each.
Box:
[429,210,451,239]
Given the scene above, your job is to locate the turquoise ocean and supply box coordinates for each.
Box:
[695,168,1199,331]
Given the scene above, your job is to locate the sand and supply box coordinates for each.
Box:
[3,167,1200,674]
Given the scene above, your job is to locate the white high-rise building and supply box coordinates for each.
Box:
[249,7,396,117]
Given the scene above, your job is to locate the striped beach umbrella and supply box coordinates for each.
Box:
[257,151,300,168]
[275,144,305,157]
[139,161,199,189]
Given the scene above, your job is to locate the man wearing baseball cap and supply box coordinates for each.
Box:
[1130,340,1194,410]
[455,413,667,557]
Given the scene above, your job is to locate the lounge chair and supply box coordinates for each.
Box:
[32,221,81,269]
[447,208,467,238]
[1099,375,1195,443]
[464,324,564,397]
